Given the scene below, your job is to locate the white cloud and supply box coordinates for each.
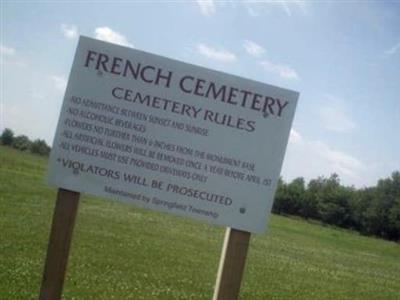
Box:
[243,0,308,17]
[279,1,292,16]
[243,40,265,57]
[0,45,27,67]
[314,140,364,179]
[384,41,400,56]
[3,67,68,144]
[274,0,308,16]
[196,0,216,16]
[194,0,308,18]
[61,24,78,39]
[289,128,302,144]
[2,100,58,145]
[283,130,367,187]
[94,27,133,47]
[260,59,299,80]
[0,45,15,56]
[283,0,307,16]
[31,91,45,100]
[196,43,237,63]
[319,95,356,133]
[245,5,259,17]
[51,75,67,92]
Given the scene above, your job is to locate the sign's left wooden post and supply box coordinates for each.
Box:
[39,188,80,300]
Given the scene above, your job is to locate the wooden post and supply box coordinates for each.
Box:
[39,188,80,300]
[213,227,251,300]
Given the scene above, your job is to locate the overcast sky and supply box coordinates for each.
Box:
[1,1,399,187]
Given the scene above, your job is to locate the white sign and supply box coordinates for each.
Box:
[47,36,298,233]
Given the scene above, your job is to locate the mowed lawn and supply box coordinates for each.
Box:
[0,145,399,299]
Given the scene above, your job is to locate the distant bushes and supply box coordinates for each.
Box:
[1,128,399,242]
[12,135,31,151]
[30,139,51,156]
[0,128,14,146]
[273,173,400,242]
[0,128,51,156]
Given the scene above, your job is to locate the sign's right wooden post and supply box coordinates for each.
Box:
[213,228,251,300]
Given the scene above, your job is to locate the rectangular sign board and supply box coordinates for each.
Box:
[47,36,298,233]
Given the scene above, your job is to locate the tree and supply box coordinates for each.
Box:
[285,177,306,215]
[388,198,400,241]
[12,135,31,151]
[0,128,14,145]
[272,177,287,214]
[303,174,355,227]
[273,177,306,216]
[370,171,400,240]
[345,171,400,241]
[304,177,325,220]
[30,139,51,156]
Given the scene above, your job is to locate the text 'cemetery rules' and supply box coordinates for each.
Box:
[47,36,299,233]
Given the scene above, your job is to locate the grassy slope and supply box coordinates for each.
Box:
[0,145,399,299]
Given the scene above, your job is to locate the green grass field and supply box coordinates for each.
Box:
[0,145,399,299]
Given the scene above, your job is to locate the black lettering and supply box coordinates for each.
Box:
[180,75,194,93]
[84,50,97,68]
[112,87,123,99]
[140,65,156,83]
[110,57,123,75]
[96,53,109,72]
[155,69,173,88]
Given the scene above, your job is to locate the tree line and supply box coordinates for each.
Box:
[273,173,400,242]
[0,128,51,156]
[1,128,399,242]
